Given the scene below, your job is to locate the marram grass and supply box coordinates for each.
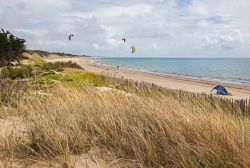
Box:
[0,79,249,167]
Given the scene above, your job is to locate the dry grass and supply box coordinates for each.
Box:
[0,78,249,167]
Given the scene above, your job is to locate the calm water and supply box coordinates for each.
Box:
[97,58,250,86]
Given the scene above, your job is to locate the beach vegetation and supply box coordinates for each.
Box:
[1,65,33,80]
[0,53,249,167]
[41,61,83,71]
[32,57,46,66]
[0,79,249,167]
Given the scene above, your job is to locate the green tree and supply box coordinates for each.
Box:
[0,29,26,66]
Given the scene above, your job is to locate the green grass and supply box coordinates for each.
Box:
[32,58,46,66]
[35,70,107,87]
[0,61,107,91]
[61,72,107,86]
[41,61,83,71]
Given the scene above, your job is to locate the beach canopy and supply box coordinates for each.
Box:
[211,85,229,95]
[68,34,74,40]
[131,46,136,53]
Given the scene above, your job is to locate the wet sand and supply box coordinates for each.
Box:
[46,57,250,100]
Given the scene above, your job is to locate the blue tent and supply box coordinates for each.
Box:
[211,85,229,95]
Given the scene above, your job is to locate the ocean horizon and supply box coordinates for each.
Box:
[97,58,250,86]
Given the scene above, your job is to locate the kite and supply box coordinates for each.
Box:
[131,46,136,54]
[68,34,74,41]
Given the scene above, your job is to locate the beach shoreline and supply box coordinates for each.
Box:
[46,57,250,100]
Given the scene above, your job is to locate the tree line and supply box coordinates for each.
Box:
[0,29,26,67]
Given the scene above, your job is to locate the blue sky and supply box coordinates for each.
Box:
[1,0,250,57]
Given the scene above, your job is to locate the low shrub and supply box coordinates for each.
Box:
[1,66,33,80]
[36,74,61,84]
[41,61,82,71]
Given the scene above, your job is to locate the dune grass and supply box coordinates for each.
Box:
[0,60,249,167]
[0,76,249,167]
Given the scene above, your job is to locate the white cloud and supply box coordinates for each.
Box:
[1,0,250,57]
[204,30,244,50]
[66,3,153,19]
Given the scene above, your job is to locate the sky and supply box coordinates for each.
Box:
[1,0,250,57]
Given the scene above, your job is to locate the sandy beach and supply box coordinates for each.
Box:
[46,57,250,100]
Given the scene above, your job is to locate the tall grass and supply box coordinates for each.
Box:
[0,79,30,107]
[0,80,249,167]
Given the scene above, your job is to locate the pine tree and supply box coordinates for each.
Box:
[0,29,26,66]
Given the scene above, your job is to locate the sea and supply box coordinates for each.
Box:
[97,58,250,86]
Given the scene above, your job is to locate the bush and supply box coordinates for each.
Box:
[0,29,26,66]
[36,74,61,84]
[41,61,83,71]
[1,66,33,80]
